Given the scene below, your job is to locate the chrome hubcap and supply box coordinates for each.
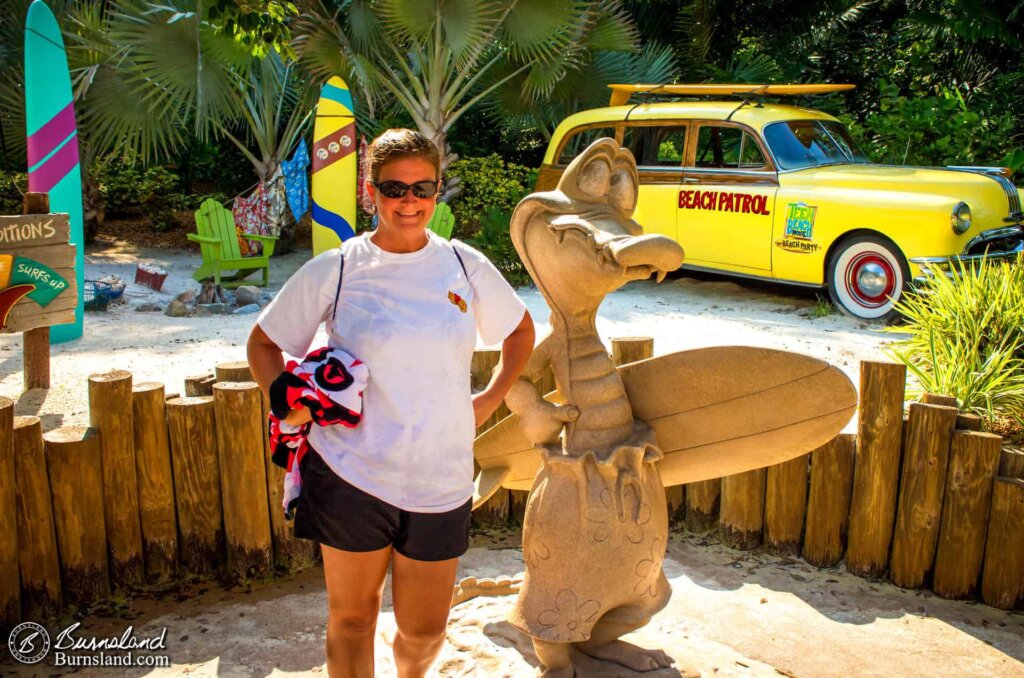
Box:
[857,263,889,297]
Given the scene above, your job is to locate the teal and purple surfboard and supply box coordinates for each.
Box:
[25,0,84,343]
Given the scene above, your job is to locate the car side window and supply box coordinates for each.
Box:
[557,126,617,165]
[695,125,765,169]
[622,125,687,167]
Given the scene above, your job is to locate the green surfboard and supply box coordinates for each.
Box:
[25,0,83,343]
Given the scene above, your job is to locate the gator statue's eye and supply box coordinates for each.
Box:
[608,167,636,214]
[576,157,611,199]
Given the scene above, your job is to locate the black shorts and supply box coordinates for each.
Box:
[294,448,471,561]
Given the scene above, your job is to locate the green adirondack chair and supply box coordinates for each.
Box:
[426,202,455,239]
[188,198,278,288]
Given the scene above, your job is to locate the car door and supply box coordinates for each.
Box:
[621,122,688,243]
[678,122,779,272]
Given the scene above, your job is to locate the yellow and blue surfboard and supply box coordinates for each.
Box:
[311,77,358,255]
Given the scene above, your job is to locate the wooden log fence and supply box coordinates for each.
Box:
[1,346,1022,625]
[213,382,273,580]
[133,382,178,583]
[45,426,109,607]
[0,397,19,628]
[13,416,62,621]
[88,369,144,587]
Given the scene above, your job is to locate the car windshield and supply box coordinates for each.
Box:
[763,120,870,170]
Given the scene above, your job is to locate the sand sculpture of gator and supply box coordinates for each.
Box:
[466,138,858,676]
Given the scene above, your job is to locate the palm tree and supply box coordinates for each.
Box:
[292,0,640,198]
[2,0,314,242]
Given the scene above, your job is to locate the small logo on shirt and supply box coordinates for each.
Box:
[448,290,467,313]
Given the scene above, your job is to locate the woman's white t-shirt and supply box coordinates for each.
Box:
[257,231,527,512]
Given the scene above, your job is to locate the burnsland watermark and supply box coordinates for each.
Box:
[8,621,171,668]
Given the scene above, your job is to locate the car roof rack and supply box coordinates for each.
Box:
[608,83,856,107]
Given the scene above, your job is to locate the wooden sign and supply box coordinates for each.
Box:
[0,212,76,334]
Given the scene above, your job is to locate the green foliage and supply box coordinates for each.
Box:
[92,157,186,230]
[448,155,537,240]
[886,256,1024,425]
[858,82,1019,166]
[466,207,531,288]
[450,156,535,287]
[207,0,298,59]
[809,294,834,319]
[0,170,26,215]
[175,139,254,198]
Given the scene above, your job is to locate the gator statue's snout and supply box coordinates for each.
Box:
[606,233,684,278]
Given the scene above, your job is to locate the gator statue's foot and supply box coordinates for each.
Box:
[576,639,675,673]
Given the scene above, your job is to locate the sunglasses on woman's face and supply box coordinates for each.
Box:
[373,179,439,199]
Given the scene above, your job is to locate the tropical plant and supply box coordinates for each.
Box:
[293,0,640,198]
[447,154,536,239]
[2,1,315,242]
[467,206,531,287]
[886,256,1024,425]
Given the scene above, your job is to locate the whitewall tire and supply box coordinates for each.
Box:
[827,235,908,321]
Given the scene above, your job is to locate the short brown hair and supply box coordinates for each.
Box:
[364,128,441,182]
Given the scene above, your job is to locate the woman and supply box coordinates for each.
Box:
[247,129,534,677]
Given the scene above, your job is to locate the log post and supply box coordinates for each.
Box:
[932,431,1002,599]
[610,337,654,366]
[803,434,856,567]
[764,453,809,557]
[471,349,510,526]
[45,426,109,607]
[954,413,982,432]
[0,397,19,628]
[684,480,721,534]
[213,382,273,580]
[719,469,766,550]
[261,391,316,572]
[185,374,216,397]
[88,370,143,587]
[132,382,177,582]
[22,192,50,391]
[921,393,958,407]
[166,396,224,575]
[999,447,1024,480]
[980,477,1024,610]
[13,416,62,620]
[215,361,253,383]
[889,402,958,589]
[847,361,905,578]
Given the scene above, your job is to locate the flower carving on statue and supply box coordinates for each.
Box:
[634,538,664,598]
[537,589,601,642]
[523,537,551,569]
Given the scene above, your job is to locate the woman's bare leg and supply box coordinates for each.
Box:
[321,543,392,678]
[390,550,460,678]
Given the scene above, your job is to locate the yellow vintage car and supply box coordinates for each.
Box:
[536,84,1024,320]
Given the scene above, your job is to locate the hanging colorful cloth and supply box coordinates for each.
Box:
[282,138,310,222]
[266,165,287,238]
[357,135,374,215]
[232,183,269,256]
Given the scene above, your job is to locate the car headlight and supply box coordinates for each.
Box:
[951,202,972,234]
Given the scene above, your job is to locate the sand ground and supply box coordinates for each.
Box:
[3,241,1020,676]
